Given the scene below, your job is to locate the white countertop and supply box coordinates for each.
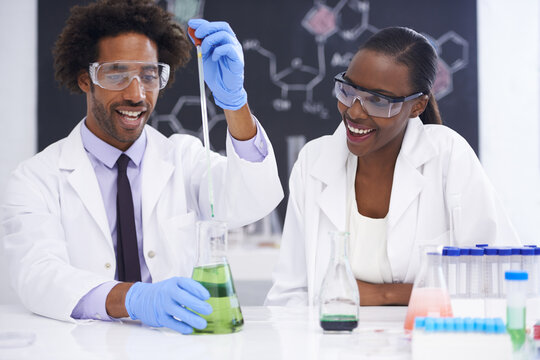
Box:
[0,304,410,360]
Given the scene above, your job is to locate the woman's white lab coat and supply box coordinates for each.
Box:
[265,118,519,306]
[2,121,283,321]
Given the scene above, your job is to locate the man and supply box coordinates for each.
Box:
[1,0,283,334]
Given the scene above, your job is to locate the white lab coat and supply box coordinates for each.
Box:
[265,118,520,306]
[1,121,283,321]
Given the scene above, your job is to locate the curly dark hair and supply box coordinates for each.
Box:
[53,0,191,93]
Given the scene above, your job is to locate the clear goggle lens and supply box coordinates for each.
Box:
[334,81,403,118]
[89,61,170,91]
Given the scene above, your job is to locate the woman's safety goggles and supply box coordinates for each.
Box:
[89,61,171,91]
[333,72,424,118]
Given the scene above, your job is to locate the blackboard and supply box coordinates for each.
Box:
[39,0,477,221]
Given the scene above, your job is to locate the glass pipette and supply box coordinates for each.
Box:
[188,26,215,218]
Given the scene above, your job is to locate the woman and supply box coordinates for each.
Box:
[265,27,519,307]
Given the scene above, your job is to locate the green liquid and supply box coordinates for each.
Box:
[320,314,358,332]
[192,263,243,334]
[507,306,526,350]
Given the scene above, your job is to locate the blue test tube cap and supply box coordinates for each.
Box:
[511,248,521,255]
[476,244,489,248]
[469,247,485,256]
[505,270,528,281]
[454,317,465,332]
[443,318,455,332]
[459,248,470,255]
[414,317,426,329]
[484,247,498,256]
[534,247,540,255]
[424,317,435,332]
[520,247,535,256]
[484,318,496,333]
[464,317,475,332]
[446,247,460,256]
[474,318,485,332]
[434,318,445,332]
[497,248,512,256]
[494,318,507,334]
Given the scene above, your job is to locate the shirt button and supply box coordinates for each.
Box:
[105,263,112,269]
[148,250,156,259]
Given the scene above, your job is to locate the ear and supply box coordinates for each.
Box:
[409,94,429,118]
[78,71,91,94]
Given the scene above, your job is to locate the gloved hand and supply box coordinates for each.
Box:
[188,19,247,110]
[125,277,212,334]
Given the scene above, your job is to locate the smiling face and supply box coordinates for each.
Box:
[78,32,159,151]
[338,49,427,159]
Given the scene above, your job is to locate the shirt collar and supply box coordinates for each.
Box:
[81,118,147,168]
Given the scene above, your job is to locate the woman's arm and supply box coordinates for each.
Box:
[357,280,413,306]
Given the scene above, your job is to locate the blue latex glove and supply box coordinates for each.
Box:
[188,19,247,110]
[125,277,212,334]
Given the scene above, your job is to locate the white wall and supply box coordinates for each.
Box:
[477,0,540,245]
[0,0,37,304]
[0,1,539,305]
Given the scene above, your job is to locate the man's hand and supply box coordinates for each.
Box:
[124,277,213,334]
[188,19,247,110]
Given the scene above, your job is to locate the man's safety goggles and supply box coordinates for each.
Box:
[333,72,424,118]
[89,61,170,91]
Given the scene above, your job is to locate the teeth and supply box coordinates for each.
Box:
[118,110,142,117]
[347,124,374,135]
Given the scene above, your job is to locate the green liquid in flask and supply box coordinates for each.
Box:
[192,263,243,334]
[320,314,358,332]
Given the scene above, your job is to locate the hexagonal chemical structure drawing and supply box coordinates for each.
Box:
[432,59,453,100]
[438,31,469,73]
[302,4,338,41]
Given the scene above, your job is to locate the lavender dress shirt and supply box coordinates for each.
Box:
[71,119,268,320]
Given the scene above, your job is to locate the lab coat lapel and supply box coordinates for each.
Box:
[387,118,437,278]
[59,123,112,243]
[141,126,174,228]
[387,118,436,230]
[311,124,349,232]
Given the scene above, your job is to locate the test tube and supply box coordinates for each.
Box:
[510,247,522,270]
[468,247,485,298]
[484,247,499,298]
[443,247,460,297]
[520,247,536,296]
[497,248,512,297]
[457,247,470,297]
[505,270,528,351]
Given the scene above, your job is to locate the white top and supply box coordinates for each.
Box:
[346,154,393,284]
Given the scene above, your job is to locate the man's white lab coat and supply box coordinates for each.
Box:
[265,118,519,306]
[2,121,283,321]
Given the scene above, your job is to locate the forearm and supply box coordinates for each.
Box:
[224,103,256,140]
[106,282,134,318]
[356,280,413,306]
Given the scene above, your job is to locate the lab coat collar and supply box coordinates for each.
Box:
[140,125,175,230]
[310,123,350,231]
[59,121,112,244]
[308,117,438,232]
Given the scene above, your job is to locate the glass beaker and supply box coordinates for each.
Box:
[191,220,244,334]
[319,231,359,333]
[404,245,453,331]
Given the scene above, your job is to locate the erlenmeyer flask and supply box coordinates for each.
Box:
[404,245,453,331]
[191,220,244,334]
[319,231,360,332]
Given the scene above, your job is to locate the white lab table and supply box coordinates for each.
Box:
[0,304,410,360]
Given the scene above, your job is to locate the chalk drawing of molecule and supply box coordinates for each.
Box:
[243,0,469,118]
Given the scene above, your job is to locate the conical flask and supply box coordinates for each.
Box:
[404,245,453,331]
[191,220,244,334]
[319,231,360,332]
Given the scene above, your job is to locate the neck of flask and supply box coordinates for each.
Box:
[331,231,350,263]
[197,220,228,266]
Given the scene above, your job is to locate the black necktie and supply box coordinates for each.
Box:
[116,154,141,282]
